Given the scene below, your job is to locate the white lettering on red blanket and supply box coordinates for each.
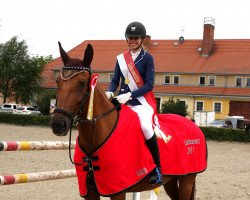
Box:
[184,139,200,155]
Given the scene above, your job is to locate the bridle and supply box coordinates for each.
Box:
[54,66,92,123]
[53,66,119,166]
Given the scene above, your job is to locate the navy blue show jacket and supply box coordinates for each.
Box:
[108,49,155,106]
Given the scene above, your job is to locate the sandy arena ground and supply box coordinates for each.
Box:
[0,124,249,200]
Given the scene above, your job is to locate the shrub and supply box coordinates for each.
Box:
[0,113,51,126]
[161,98,188,116]
[200,127,250,142]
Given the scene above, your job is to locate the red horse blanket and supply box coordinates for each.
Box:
[74,105,207,197]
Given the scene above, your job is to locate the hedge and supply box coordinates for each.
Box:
[0,113,249,142]
[0,113,51,126]
[200,127,250,142]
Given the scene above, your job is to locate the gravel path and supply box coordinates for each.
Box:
[0,124,249,199]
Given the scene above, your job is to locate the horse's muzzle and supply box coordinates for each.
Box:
[51,117,70,136]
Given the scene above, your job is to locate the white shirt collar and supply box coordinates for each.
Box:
[130,49,141,61]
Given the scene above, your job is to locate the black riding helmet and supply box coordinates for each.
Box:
[125,21,146,38]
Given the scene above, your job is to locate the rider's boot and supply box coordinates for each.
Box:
[145,134,163,185]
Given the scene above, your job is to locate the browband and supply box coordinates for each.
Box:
[63,66,92,74]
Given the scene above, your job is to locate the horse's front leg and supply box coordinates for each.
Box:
[110,192,126,200]
[84,187,101,200]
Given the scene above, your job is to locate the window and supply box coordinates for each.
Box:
[246,78,250,87]
[109,73,114,82]
[208,76,215,86]
[236,77,242,87]
[179,100,186,110]
[173,76,179,85]
[155,97,161,113]
[164,75,170,84]
[199,76,206,85]
[196,101,203,111]
[225,120,232,126]
[3,105,11,108]
[214,102,222,112]
[53,70,60,80]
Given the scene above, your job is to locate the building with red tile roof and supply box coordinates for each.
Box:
[42,18,250,122]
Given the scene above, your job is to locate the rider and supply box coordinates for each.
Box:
[106,21,162,184]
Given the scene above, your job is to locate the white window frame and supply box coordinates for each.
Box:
[213,101,222,113]
[195,101,204,111]
[53,70,60,80]
[173,75,180,85]
[235,77,243,87]
[208,76,216,86]
[199,76,206,85]
[164,75,171,84]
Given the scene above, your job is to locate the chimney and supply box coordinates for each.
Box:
[201,17,215,56]
[143,35,151,51]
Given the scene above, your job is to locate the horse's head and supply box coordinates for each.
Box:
[51,42,94,136]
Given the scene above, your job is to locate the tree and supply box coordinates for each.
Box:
[0,36,29,103]
[36,89,56,115]
[0,36,53,104]
[14,55,53,104]
[161,98,188,117]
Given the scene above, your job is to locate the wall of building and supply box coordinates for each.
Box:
[158,94,230,119]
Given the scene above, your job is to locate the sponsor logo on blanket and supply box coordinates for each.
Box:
[136,168,148,176]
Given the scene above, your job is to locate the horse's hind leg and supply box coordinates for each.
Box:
[178,174,196,200]
[163,177,179,200]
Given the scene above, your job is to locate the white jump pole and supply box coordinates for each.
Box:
[132,190,158,200]
[132,192,141,200]
[149,190,158,200]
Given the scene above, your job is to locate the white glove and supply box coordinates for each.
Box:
[105,91,114,99]
[116,92,132,104]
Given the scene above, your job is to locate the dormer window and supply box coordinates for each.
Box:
[246,78,250,87]
[235,77,242,87]
[208,76,215,86]
[199,76,206,85]
[173,75,179,85]
[164,75,170,84]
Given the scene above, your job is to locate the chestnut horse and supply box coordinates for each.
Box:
[51,42,206,200]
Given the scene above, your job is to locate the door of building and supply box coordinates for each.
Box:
[229,101,250,119]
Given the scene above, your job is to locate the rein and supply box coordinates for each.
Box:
[67,103,119,166]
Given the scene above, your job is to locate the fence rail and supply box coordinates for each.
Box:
[0,169,76,185]
[0,141,76,151]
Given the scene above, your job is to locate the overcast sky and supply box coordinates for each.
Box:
[1,0,250,58]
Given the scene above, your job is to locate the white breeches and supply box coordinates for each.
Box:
[127,104,154,140]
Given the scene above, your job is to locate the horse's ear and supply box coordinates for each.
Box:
[58,41,70,65]
[83,44,94,67]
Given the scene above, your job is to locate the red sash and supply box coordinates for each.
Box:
[120,51,157,112]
